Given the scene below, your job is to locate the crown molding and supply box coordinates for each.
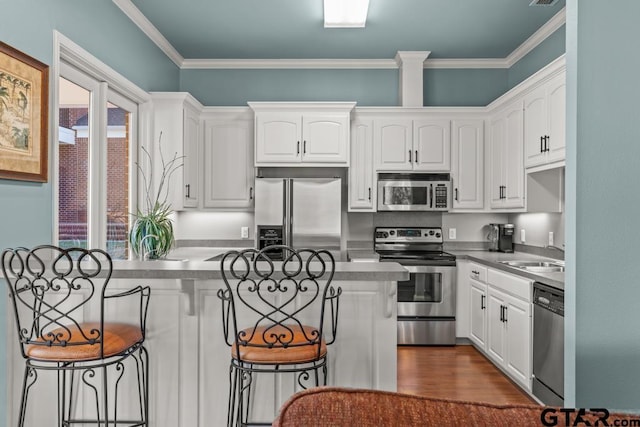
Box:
[506,6,566,67]
[424,58,507,69]
[181,58,398,69]
[112,0,184,67]
[115,1,565,71]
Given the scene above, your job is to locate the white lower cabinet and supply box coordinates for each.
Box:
[469,278,488,349]
[7,279,397,426]
[467,265,532,392]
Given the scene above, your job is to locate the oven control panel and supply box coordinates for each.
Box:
[375,227,443,243]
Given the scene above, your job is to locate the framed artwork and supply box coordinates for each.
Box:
[0,42,49,182]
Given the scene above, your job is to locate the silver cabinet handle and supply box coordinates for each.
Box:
[185,184,191,198]
[368,187,372,201]
[481,294,485,310]
[415,150,418,163]
[303,140,306,154]
[297,141,300,155]
[408,150,412,163]
[455,188,458,201]
[249,187,253,200]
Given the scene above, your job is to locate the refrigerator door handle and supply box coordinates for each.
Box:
[283,179,294,247]
[282,179,289,248]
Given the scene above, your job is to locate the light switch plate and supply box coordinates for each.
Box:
[520,229,526,243]
[449,228,456,240]
[548,231,554,246]
[241,226,249,239]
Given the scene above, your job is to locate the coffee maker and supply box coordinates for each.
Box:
[487,223,515,253]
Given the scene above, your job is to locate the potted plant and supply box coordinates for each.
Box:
[129,133,183,260]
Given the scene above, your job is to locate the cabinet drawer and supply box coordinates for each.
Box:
[487,268,531,301]
[469,262,488,283]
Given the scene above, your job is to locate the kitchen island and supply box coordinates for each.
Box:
[6,255,408,427]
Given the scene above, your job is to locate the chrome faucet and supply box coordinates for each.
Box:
[138,234,158,261]
[545,244,565,254]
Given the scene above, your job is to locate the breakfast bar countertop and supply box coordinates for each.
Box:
[111,247,409,282]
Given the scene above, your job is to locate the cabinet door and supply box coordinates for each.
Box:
[349,120,375,211]
[255,113,301,163]
[488,116,505,208]
[451,120,484,210]
[302,114,349,163]
[182,106,201,208]
[486,289,506,366]
[523,86,548,169]
[413,119,451,171]
[469,279,487,349]
[374,120,413,171]
[503,103,525,209]
[546,73,566,164]
[203,118,254,209]
[504,295,532,390]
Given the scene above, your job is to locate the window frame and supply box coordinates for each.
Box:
[53,31,152,256]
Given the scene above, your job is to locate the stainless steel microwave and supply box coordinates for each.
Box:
[377,173,452,211]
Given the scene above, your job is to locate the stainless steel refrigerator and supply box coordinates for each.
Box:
[254,177,342,253]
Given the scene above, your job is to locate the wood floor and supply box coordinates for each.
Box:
[397,345,536,405]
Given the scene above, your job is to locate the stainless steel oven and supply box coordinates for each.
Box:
[375,227,457,345]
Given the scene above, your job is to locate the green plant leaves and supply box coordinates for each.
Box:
[129,202,175,259]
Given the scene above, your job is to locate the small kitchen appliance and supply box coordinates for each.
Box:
[374,227,457,345]
[377,173,451,212]
[488,223,515,253]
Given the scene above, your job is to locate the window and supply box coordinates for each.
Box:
[55,38,148,259]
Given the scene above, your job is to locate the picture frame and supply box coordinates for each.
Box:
[0,42,49,182]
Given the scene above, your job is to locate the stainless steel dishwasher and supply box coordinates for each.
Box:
[532,282,564,406]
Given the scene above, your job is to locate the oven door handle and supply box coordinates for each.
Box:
[402,265,455,273]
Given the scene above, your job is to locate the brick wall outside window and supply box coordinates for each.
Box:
[58,107,129,254]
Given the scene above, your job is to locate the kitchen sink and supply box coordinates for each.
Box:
[499,260,565,273]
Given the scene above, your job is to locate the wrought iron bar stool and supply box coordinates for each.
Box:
[218,245,341,427]
[1,245,151,426]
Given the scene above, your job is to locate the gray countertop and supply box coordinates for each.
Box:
[450,250,564,290]
[346,248,564,290]
[111,247,409,282]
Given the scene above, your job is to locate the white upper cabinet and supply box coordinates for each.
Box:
[349,119,375,211]
[451,119,484,210]
[374,118,451,172]
[255,112,301,163]
[524,72,566,169]
[250,102,355,166]
[488,101,525,210]
[203,112,254,209]
[374,119,413,170]
[151,93,203,210]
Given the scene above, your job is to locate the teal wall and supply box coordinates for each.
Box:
[508,25,566,89]
[423,68,507,106]
[180,68,399,106]
[0,0,179,421]
[566,0,640,410]
[179,27,564,108]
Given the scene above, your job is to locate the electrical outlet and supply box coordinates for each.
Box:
[521,229,526,243]
[241,226,249,239]
[548,231,554,246]
[449,228,456,240]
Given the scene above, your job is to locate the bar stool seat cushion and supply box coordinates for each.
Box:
[26,322,143,362]
[232,324,327,364]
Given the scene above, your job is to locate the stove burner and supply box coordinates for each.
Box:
[374,227,456,265]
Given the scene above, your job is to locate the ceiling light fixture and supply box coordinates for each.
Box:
[323,0,370,28]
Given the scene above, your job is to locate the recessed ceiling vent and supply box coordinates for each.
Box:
[529,0,559,5]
